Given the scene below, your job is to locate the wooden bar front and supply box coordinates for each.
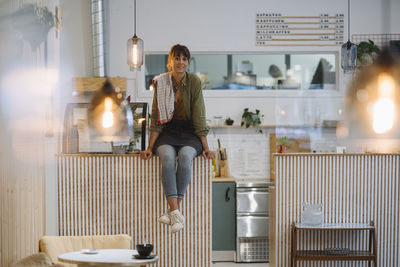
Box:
[57,154,212,267]
[270,153,400,267]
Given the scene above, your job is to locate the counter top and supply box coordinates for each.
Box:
[212,177,236,182]
[212,177,273,183]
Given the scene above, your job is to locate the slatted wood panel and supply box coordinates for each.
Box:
[0,154,46,267]
[273,153,400,267]
[57,154,211,267]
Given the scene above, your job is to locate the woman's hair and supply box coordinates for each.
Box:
[167,44,191,71]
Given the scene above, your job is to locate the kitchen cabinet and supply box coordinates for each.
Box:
[212,182,236,261]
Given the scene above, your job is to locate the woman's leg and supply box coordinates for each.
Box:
[156,145,179,210]
[157,145,189,233]
[171,145,196,233]
[176,146,197,200]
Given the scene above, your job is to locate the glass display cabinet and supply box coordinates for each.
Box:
[62,102,147,153]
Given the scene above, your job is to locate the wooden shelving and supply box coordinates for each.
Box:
[291,222,377,266]
[296,250,375,261]
[209,124,337,129]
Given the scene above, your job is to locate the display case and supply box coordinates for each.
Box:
[62,102,147,153]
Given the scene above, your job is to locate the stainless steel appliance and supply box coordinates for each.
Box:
[236,181,272,262]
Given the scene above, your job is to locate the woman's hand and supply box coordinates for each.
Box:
[141,132,159,160]
[140,149,153,160]
[199,136,214,159]
[202,149,215,159]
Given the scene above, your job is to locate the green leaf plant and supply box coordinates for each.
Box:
[241,108,264,133]
[357,40,381,66]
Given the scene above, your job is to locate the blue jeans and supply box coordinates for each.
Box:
[156,145,197,199]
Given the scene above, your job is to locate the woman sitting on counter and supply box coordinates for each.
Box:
[140,44,214,233]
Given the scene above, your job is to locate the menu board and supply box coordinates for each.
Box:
[256,12,345,46]
[209,129,269,179]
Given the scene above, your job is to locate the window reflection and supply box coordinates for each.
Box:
[145,53,336,90]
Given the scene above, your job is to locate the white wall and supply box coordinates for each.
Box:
[60,0,92,78]
[60,0,400,123]
[103,0,400,125]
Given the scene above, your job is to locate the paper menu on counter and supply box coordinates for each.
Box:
[218,132,268,178]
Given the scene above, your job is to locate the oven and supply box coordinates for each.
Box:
[236,181,272,263]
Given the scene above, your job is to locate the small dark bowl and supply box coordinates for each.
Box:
[136,244,153,257]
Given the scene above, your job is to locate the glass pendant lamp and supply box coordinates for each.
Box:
[345,0,400,138]
[87,80,134,142]
[341,0,357,73]
[347,48,400,137]
[127,0,144,71]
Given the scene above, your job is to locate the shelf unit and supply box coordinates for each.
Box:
[209,123,337,129]
[291,222,377,266]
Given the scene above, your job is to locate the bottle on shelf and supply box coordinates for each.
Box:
[70,125,79,153]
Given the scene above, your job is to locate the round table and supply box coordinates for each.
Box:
[58,249,159,266]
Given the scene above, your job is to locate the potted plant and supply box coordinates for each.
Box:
[277,136,291,153]
[357,40,380,66]
[241,108,264,132]
[225,117,234,126]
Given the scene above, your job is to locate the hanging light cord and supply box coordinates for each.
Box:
[347,0,350,41]
[134,0,137,36]
[383,0,390,44]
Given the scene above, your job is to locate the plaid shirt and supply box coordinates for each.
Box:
[153,73,174,125]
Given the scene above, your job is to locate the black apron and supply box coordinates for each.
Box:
[153,119,203,156]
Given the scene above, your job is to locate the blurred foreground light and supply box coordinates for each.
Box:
[346,48,400,138]
[0,67,59,134]
[0,68,59,162]
[102,97,114,128]
[1,67,59,97]
[87,80,134,142]
[373,97,394,133]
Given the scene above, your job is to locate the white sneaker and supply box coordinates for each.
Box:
[170,210,184,233]
[158,210,171,225]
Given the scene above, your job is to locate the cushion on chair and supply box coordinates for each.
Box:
[12,252,53,267]
[39,235,131,265]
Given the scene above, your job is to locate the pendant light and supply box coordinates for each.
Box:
[127,0,144,71]
[346,0,400,138]
[87,80,134,142]
[341,0,357,73]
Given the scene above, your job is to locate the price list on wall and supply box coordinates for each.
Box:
[256,13,345,46]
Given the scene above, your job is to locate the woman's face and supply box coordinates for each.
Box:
[170,53,189,74]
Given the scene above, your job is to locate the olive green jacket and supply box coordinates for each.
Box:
[150,72,209,137]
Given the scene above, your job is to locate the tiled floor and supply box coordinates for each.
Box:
[212,262,269,267]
